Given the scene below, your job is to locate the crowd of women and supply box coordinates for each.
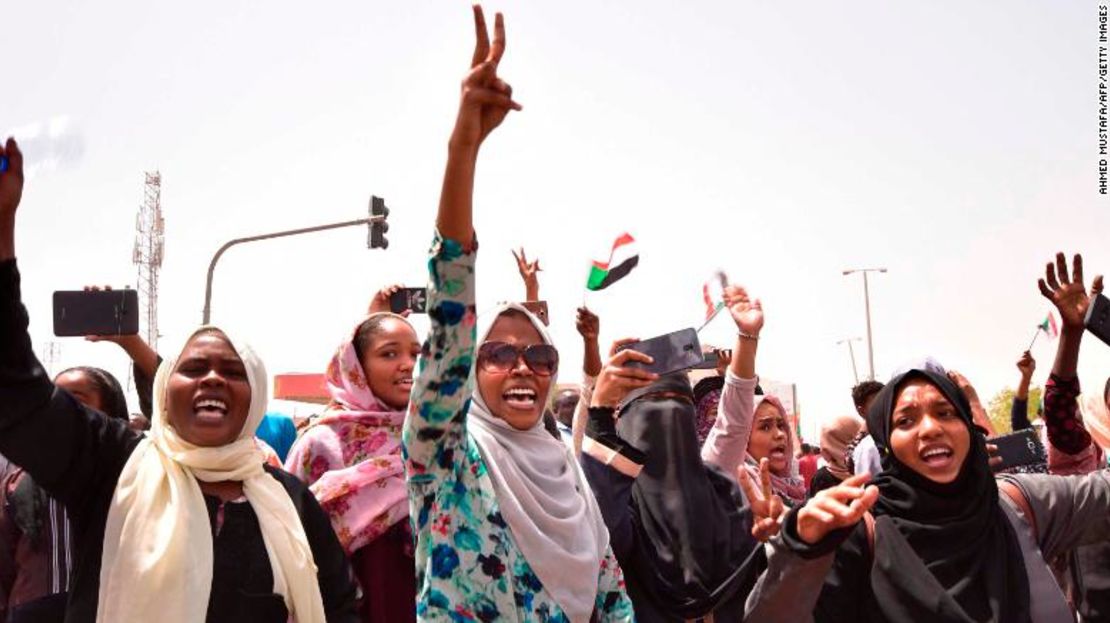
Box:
[1,6,1110,622]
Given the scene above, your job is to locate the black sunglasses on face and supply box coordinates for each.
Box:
[478,341,559,376]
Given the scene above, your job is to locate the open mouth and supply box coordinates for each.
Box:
[768,444,788,461]
[193,397,229,422]
[919,444,954,468]
[395,378,414,389]
[502,387,538,410]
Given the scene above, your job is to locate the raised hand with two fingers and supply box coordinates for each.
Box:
[737,458,786,542]
[451,5,521,153]
[795,473,879,544]
[512,248,541,301]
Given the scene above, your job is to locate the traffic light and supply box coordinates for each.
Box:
[369,195,389,249]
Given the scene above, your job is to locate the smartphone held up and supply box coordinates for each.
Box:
[390,287,428,314]
[53,289,139,337]
[617,328,703,376]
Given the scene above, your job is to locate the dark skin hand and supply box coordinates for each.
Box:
[0,138,25,260]
[436,5,521,246]
[512,248,541,302]
[1038,253,1105,380]
[576,306,602,377]
[1016,350,1035,401]
[590,341,658,408]
[737,458,785,542]
[367,283,413,317]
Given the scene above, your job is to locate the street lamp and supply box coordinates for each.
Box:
[202,197,390,324]
[836,337,862,384]
[842,267,886,381]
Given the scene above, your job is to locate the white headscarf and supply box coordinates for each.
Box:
[467,303,609,623]
[96,326,326,623]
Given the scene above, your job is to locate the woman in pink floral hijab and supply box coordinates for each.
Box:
[285,311,421,623]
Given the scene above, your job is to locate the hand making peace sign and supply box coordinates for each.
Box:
[450,5,522,153]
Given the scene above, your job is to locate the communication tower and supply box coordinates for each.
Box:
[132,172,164,351]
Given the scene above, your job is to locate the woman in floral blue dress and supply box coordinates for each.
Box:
[402,7,634,623]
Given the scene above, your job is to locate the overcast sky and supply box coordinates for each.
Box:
[6,0,1109,440]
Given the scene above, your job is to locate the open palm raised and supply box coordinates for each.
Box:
[1038,253,1105,330]
[724,285,764,336]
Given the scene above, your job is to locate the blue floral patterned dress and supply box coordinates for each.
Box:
[403,233,635,623]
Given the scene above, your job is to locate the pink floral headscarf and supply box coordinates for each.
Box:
[283,314,413,554]
[744,394,807,506]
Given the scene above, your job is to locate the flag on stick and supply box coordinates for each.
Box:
[1038,313,1059,339]
[586,233,639,291]
[1028,312,1060,350]
[703,281,724,320]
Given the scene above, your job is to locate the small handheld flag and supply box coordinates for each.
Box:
[1028,312,1060,350]
[586,233,639,291]
[697,271,729,333]
[1039,313,1059,339]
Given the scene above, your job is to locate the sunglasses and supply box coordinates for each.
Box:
[477,341,559,376]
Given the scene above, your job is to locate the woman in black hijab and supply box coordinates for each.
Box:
[750,365,1110,622]
[580,367,768,622]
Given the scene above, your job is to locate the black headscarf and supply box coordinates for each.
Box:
[614,373,765,620]
[864,368,1030,623]
[56,365,129,421]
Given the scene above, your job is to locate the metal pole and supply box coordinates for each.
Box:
[843,267,886,382]
[202,216,384,324]
[863,272,874,381]
[837,338,861,384]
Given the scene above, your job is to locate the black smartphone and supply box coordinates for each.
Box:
[389,287,428,314]
[989,429,1047,473]
[1085,293,1110,348]
[617,328,703,376]
[53,290,140,337]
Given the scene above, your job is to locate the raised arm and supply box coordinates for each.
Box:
[702,284,762,472]
[85,328,162,417]
[1011,351,1035,431]
[1038,253,1104,457]
[570,306,602,455]
[0,138,138,514]
[512,248,541,302]
[436,6,520,248]
[0,139,22,261]
[403,5,519,485]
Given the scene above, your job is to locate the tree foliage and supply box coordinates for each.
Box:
[987,386,1043,435]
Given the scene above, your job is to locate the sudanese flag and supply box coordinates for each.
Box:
[586,233,639,291]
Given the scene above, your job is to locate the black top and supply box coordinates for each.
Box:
[806,466,841,498]
[582,373,765,622]
[0,259,358,623]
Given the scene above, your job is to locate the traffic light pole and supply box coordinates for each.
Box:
[202,214,386,324]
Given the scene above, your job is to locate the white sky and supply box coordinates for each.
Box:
[6,0,1110,441]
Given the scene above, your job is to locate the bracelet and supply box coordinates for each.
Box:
[739,331,760,341]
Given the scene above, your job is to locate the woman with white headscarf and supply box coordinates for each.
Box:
[401,7,632,622]
[0,137,357,622]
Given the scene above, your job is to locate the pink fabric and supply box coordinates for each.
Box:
[746,394,806,505]
[700,371,758,476]
[283,317,410,554]
[700,373,807,504]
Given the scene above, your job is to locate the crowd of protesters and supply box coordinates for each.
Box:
[1,6,1110,622]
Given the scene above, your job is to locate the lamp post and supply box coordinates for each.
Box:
[202,197,389,324]
[842,267,886,381]
[836,337,862,384]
